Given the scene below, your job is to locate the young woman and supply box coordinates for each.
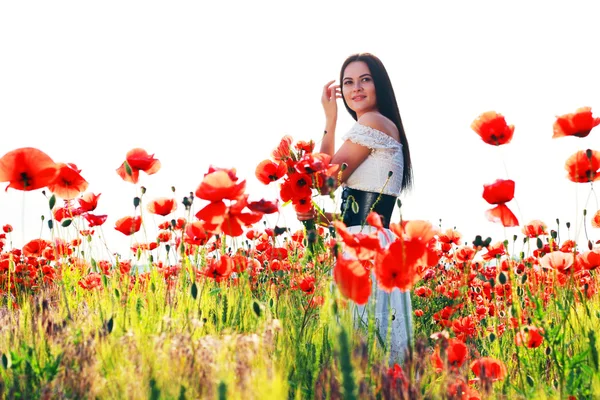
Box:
[297,53,414,364]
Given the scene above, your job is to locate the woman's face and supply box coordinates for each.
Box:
[342,61,377,117]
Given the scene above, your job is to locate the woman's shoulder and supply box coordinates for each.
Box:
[356,112,400,142]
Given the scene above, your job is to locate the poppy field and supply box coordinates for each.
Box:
[1,108,600,399]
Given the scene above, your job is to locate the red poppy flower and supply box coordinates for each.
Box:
[78,273,103,291]
[147,197,177,216]
[471,111,515,146]
[116,148,161,184]
[592,210,600,228]
[376,220,437,292]
[431,338,469,372]
[47,163,89,200]
[271,135,293,161]
[295,153,333,174]
[247,199,279,214]
[22,239,50,257]
[184,221,209,246]
[2,224,13,233]
[82,213,108,227]
[195,170,246,202]
[540,251,574,273]
[438,229,462,245]
[366,211,384,230]
[114,216,142,236]
[195,196,263,237]
[333,220,381,260]
[485,204,519,227]
[564,149,600,183]
[0,147,58,191]
[287,173,313,200]
[515,325,544,348]
[255,159,287,185]
[553,107,600,138]
[334,256,372,305]
[521,220,547,238]
[292,196,313,213]
[298,276,316,295]
[578,250,600,270]
[482,179,515,204]
[202,255,233,282]
[78,192,101,212]
[470,357,507,381]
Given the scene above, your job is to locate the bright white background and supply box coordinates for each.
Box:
[1,1,599,258]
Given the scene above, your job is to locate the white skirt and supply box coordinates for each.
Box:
[345,224,413,365]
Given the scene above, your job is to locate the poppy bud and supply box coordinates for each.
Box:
[48,220,53,229]
[140,186,146,194]
[536,238,543,249]
[513,235,517,242]
[171,186,176,192]
[327,177,335,188]
[589,240,593,251]
[340,163,347,171]
[133,197,140,208]
[586,149,593,159]
[566,222,571,229]
[396,199,402,209]
[387,170,393,178]
[551,230,557,239]
[473,235,483,247]
[584,209,587,216]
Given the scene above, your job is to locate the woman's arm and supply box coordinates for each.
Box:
[320,80,340,157]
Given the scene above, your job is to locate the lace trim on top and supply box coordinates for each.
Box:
[342,123,403,150]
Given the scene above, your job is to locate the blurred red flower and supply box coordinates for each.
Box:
[196,196,262,237]
[78,192,101,212]
[515,325,544,348]
[471,111,514,146]
[521,220,548,238]
[376,220,437,292]
[592,210,600,228]
[116,148,161,184]
[196,169,246,202]
[564,149,600,183]
[485,204,519,227]
[47,163,89,200]
[482,179,515,204]
[201,255,233,282]
[115,216,142,236]
[82,213,108,227]
[271,135,293,161]
[540,251,574,273]
[147,197,178,216]
[334,256,372,305]
[0,147,58,191]
[184,221,209,246]
[255,159,287,185]
[333,220,381,260]
[470,357,507,381]
[247,199,279,214]
[553,107,600,138]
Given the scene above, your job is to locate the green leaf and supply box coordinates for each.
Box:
[61,219,72,227]
[114,288,120,299]
[191,282,198,300]
[1,353,9,369]
[49,194,56,210]
[208,288,221,296]
[536,237,543,249]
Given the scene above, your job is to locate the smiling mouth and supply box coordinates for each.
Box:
[352,96,366,101]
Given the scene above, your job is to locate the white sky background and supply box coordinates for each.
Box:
[1,1,599,259]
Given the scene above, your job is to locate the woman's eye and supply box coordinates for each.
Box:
[362,77,371,82]
[343,81,352,85]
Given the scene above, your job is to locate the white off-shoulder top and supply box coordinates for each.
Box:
[342,122,404,196]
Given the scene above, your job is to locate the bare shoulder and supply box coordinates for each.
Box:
[357,112,400,141]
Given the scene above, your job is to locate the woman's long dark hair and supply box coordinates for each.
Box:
[340,53,413,192]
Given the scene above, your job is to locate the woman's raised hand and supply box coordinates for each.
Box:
[322,80,341,121]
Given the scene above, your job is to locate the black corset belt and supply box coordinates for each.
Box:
[340,186,397,229]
